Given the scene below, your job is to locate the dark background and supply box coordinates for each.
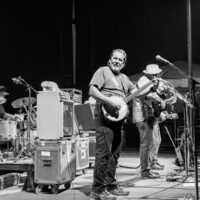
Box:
[1,1,200,130]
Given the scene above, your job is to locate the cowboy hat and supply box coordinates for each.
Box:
[143,64,162,74]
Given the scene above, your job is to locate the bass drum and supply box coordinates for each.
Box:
[0,120,17,140]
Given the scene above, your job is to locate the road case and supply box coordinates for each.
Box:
[89,136,96,168]
[34,139,76,194]
[75,137,89,171]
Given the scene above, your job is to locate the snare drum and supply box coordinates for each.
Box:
[0,120,17,140]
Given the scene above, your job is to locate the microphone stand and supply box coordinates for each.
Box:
[157,57,199,194]
[15,77,38,159]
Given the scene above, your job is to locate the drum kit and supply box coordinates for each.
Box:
[0,97,37,158]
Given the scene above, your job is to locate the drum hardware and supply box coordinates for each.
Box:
[0,117,27,159]
[11,103,36,158]
[0,120,17,141]
[12,76,38,160]
[11,97,36,109]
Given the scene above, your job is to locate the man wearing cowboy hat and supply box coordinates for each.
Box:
[0,86,15,120]
[132,64,169,178]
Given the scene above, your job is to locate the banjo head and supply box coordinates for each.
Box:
[102,96,128,122]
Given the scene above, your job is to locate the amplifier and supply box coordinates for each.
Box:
[75,104,96,131]
[37,91,78,139]
[62,88,82,104]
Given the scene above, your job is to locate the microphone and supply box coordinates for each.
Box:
[12,77,22,84]
[156,55,171,64]
[17,76,23,81]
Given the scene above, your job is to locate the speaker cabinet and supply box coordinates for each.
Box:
[37,91,77,139]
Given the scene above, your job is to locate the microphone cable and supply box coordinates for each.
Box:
[118,163,140,169]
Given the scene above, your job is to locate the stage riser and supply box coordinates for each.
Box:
[0,173,19,190]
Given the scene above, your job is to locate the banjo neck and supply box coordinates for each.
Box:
[126,80,154,103]
[101,80,154,122]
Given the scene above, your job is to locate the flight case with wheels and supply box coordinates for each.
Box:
[34,139,76,194]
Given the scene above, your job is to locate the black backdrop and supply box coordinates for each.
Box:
[1,0,200,115]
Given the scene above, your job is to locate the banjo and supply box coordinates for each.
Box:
[102,81,154,122]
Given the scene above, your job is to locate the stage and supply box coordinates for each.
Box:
[0,158,33,173]
[0,148,198,200]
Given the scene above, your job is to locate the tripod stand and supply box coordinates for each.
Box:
[12,76,38,160]
[156,56,199,198]
[15,106,36,159]
[175,103,195,180]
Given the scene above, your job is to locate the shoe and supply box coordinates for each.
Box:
[89,191,117,200]
[107,186,130,196]
[141,170,161,179]
[151,170,160,175]
[150,164,164,170]
[156,162,165,168]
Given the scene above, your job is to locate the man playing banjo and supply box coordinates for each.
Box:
[88,49,137,200]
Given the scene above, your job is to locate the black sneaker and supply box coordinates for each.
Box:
[89,191,117,200]
[141,170,161,179]
[107,186,130,196]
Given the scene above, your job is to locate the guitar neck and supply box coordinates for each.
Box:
[126,81,153,103]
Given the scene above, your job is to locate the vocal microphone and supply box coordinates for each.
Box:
[156,55,172,64]
[18,76,23,81]
[12,78,22,84]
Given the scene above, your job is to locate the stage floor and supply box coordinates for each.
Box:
[0,148,198,200]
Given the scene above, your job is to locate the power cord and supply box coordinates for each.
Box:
[166,172,183,182]
[118,168,141,187]
[119,163,141,169]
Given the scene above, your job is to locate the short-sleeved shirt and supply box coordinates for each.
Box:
[89,66,135,115]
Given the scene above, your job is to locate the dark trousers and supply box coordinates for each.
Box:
[92,116,123,193]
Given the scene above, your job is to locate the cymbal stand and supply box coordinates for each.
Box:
[14,76,38,159]
[183,104,190,177]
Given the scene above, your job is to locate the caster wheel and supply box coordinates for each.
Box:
[64,182,71,190]
[42,185,49,192]
[51,185,59,194]
[35,185,42,194]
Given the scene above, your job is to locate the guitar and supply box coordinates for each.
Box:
[102,81,154,122]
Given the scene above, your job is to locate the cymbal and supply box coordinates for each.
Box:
[0,96,6,105]
[11,97,36,108]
